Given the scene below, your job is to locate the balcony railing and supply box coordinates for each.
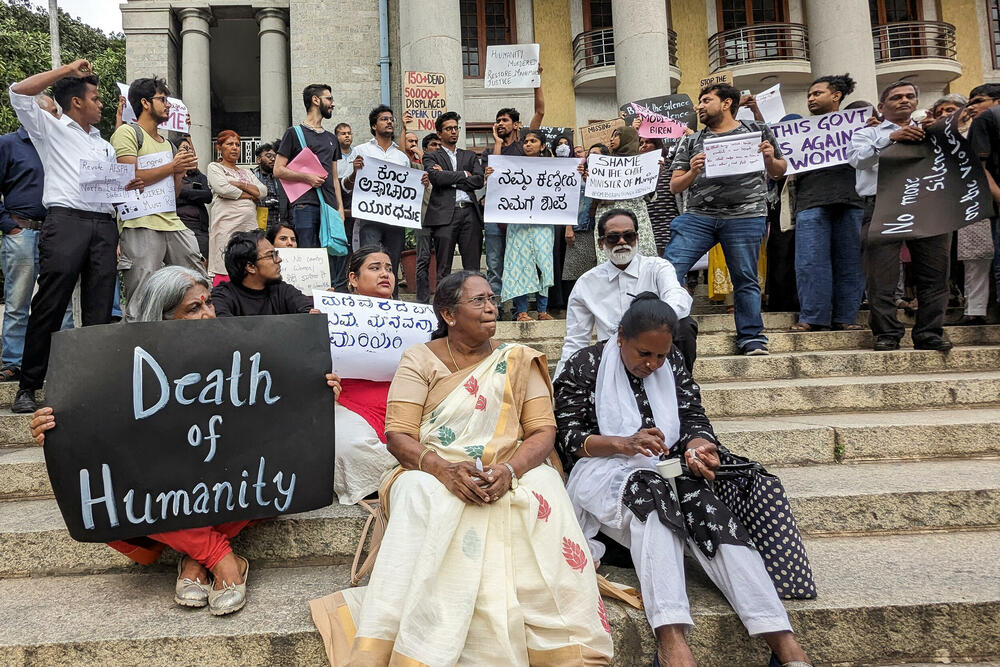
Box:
[872,21,957,63]
[708,23,809,71]
[572,27,678,77]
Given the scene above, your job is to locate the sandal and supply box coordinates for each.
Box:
[0,365,20,383]
[832,322,863,331]
[537,312,555,321]
[790,322,827,332]
[515,312,534,322]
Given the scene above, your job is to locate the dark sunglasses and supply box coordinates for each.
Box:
[600,231,637,245]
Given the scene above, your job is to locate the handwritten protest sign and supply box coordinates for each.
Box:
[737,83,786,124]
[79,160,135,204]
[620,95,697,134]
[632,103,688,140]
[280,147,326,204]
[485,44,541,88]
[43,314,336,542]
[278,248,332,293]
[699,71,733,88]
[579,118,625,150]
[313,291,434,381]
[870,113,993,242]
[484,155,581,226]
[352,157,425,229]
[117,82,189,133]
[116,152,175,221]
[704,132,764,178]
[771,107,872,174]
[403,71,447,132]
[584,151,662,200]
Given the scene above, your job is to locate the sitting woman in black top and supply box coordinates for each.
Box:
[211,229,315,317]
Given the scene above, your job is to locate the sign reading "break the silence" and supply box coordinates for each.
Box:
[42,315,336,542]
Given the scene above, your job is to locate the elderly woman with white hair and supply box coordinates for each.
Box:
[29,265,341,616]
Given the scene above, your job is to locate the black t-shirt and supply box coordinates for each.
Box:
[970,106,1000,184]
[211,280,313,317]
[500,140,525,156]
[277,124,343,207]
[793,163,862,214]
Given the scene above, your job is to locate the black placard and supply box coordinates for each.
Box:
[43,314,336,542]
[619,94,698,135]
[536,125,575,148]
[870,114,994,242]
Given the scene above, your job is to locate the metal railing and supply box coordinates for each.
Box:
[707,23,809,71]
[872,21,957,63]
[572,27,678,77]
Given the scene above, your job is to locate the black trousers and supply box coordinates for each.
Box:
[673,315,699,373]
[416,224,451,304]
[20,207,117,391]
[863,202,951,342]
[441,206,482,276]
[358,219,405,298]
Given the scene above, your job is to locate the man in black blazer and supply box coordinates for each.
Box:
[423,112,485,285]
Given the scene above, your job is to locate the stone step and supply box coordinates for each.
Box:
[0,530,996,666]
[0,447,47,499]
[700,370,1000,418]
[5,456,997,577]
[0,409,33,448]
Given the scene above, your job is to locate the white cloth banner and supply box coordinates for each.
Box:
[584,151,661,200]
[117,82,189,133]
[278,248,332,293]
[770,107,873,175]
[484,155,582,225]
[313,291,435,381]
[704,132,764,178]
[484,44,541,88]
[351,157,425,229]
[79,160,135,204]
[115,152,176,221]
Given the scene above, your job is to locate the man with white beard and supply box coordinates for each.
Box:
[556,208,696,379]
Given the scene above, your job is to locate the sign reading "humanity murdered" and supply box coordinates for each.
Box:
[43,315,336,542]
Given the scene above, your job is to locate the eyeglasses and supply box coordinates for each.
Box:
[378,116,395,123]
[600,231,638,245]
[256,250,280,262]
[150,95,171,107]
[461,295,501,309]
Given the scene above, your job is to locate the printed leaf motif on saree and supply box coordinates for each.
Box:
[464,445,484,458]
[495,360,507,374]
[562,536,589,573]
[475,395,487,411]
[437,426,456,447]
[464,376,479,395]
[533,491,551,522]
[598,598,611,634]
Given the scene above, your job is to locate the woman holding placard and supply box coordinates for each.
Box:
[208,130,266,284]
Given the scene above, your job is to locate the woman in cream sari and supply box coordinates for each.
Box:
[311,271,613,666]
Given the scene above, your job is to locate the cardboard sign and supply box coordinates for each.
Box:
[584,151,662,200]
[870,114,994,242]
[117,82,189,133]
[115,152,176,221]
[42,315,336,542]
[278,248,332,293]
[280,147,327,205]
[403,71,447,133]
[484,155,581,226]
[699,71,734,88]
[632,103,688,140]
[619,95,697,134]
[704,132,764,178]
[484,44,541,88]
[79,160,135,204]
[313,291,434,381]
[771,107,873,175]
[351,157,426,229]
[579,118,626,150]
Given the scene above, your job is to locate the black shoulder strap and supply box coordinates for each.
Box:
[129,123,178,156]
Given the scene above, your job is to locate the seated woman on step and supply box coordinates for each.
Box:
[29,265,341,617]
[310,271,613,666]
[553,292,812,667]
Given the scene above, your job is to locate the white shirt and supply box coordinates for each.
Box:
[443,145,472,203]
[556,254,693,378]
[847,118,912,197]
[336,145,357,189]
[341,138,410,191]
[8,84,116,214]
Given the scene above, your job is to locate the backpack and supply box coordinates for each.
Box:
[129,123,178,156]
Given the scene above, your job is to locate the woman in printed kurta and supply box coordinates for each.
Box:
[310,271,613,666]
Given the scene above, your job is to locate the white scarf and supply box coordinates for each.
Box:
[594,334,681,447]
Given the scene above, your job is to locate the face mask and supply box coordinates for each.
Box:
[555,144,571,157]
[610,243,637,266]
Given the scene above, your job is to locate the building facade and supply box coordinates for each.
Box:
[121,0,1000,168]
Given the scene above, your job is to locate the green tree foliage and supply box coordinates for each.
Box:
[0,0,124,136]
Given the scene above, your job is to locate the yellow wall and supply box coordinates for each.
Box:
[533,0,576,128]
[939,0,984,96]
[671,0,711,102]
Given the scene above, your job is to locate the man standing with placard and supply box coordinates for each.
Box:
[665,83,786,356]
[8,59,143,413]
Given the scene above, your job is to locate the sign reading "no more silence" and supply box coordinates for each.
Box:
[43,315,336,542]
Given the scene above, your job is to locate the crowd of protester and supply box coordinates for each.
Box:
[5,53,1000,667]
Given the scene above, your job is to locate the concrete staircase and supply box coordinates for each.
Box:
[1,310,999,665]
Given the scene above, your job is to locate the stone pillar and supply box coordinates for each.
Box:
[179,7,212,171]
[256,8,290,141]
[805,0,879,105]
[611,0,672,104]
[399,0,465,143]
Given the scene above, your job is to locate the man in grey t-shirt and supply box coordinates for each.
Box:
[665,83,786,355]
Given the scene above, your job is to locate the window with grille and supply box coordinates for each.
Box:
[460,0,517,77]
[868,0,920,24]
[717,0,787,30]
[584,0,613,30]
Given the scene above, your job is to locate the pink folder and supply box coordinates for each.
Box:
[280,147,328,204]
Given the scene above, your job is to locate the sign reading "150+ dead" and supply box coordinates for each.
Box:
[403,71,447,132]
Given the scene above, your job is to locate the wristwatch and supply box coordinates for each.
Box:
[503,463,518,489]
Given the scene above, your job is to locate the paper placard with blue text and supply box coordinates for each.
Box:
[484,155,581,225]
[42,314,336,542]
[584,151,662,200]
[277,248,332,293]
[771,107,873,174]
[79,160,135,204]
[313,291,435,381]
[485,44,541,88]
[351,156,426,229]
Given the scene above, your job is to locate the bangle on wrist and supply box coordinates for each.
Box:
[417,447,434,471]
[582,435,595,457]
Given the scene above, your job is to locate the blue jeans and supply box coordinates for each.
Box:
[665,211,767,349]
[484,223,506,297]
[1,229,73,368]
[794,205,864,326]
[292,203,347,291]
[512,293,548,315]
